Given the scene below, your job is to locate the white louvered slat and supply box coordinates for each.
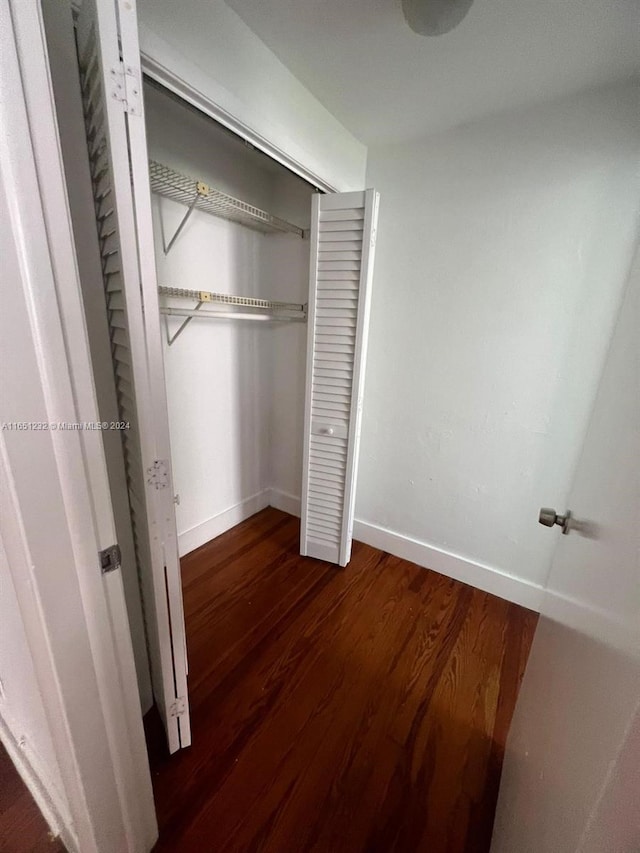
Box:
[309,482,344,497]
[318,302,358,316]
[319,208,364,221]
[308,497,343,515]
[75,0,189,753]
[108,291,125,310]
[318,233,363,244]
[316,315,356,329]
[318,260,360,272]
[301,189,380,566]
[319,221,365,232]
[317,273,360,282]
[310,446,347,462]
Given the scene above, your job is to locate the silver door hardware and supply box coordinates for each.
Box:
[538,507,572,534]
[99,544,122,574]
[109,62,142,116]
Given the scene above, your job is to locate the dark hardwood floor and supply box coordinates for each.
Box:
[0,742,64,853]
[146,508,537,853]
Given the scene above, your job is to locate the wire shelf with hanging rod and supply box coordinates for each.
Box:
[158,286,308,346]
[149,160,305,253]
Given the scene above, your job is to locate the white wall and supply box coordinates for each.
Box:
[145,84,312,555]
[358,82,640,603]
[0,532,69,837]
[264,178,313,507]
[137,0,366,192]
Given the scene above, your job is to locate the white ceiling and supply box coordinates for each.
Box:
[226,0,640,145]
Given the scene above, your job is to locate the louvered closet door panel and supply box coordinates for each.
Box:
[75,0,189,753]
[301,190,380,566]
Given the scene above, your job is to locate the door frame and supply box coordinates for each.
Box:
[139,49,339,195]
[4,0,349,846]
[1,1,157,850]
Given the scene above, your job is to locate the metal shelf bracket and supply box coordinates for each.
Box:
[163,182,209,255]
[164,300,203,346]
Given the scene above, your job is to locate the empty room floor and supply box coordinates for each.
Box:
[146,508,537,852]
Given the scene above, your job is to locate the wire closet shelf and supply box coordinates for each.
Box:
[158,286,306,314]
[149,160,305,239]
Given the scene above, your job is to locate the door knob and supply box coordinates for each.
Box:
[538,507,571,534]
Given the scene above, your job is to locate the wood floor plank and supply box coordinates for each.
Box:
[0,743,64,853]
[147,507,537,852]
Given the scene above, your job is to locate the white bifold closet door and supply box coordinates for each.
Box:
[301,190,380,566]
[75,0,190,753]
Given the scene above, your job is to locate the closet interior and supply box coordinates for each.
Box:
[47,0,377,752]
[145,81,313,559]
[139,81,316,705]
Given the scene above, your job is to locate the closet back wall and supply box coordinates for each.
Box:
[144,84,310,555]
[264,177,312,514]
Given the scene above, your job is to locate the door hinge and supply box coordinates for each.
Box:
[99,543,121,574]
[170,697,186,717]
[109,62,142,116]
[147,459,169,490]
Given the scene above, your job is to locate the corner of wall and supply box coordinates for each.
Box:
[137,6,367,191]
[268,489,543,612]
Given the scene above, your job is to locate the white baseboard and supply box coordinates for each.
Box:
[268,488,301,518]
[543,588,634,654]
[178,489,270,556]
[0,715,76,852]
[267,490,542,611]
[353,519,544,611]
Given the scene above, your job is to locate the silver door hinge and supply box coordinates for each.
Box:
[109,62,142,116]
[147,459,169,490]
[99,543,121,574]
[170,697,186,717]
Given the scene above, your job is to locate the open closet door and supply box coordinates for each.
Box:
[301,190,380,566]
[75,0,190,752]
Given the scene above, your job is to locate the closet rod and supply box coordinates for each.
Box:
[159,285,306,345]
[160,306,307,322]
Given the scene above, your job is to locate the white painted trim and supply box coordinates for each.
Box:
[339,189,379,566]
[41,0,153,716]
[0,716,74,852]
[1,2,157,850]
[179,490,271,556]
[299,192,320,559]
[22,2,157,842]
[542,589,638,656]
[268,490,543,611]
[112,0,192,752]
[139,36,337,194]
[269,488,302,518]
[353,519,544,611]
